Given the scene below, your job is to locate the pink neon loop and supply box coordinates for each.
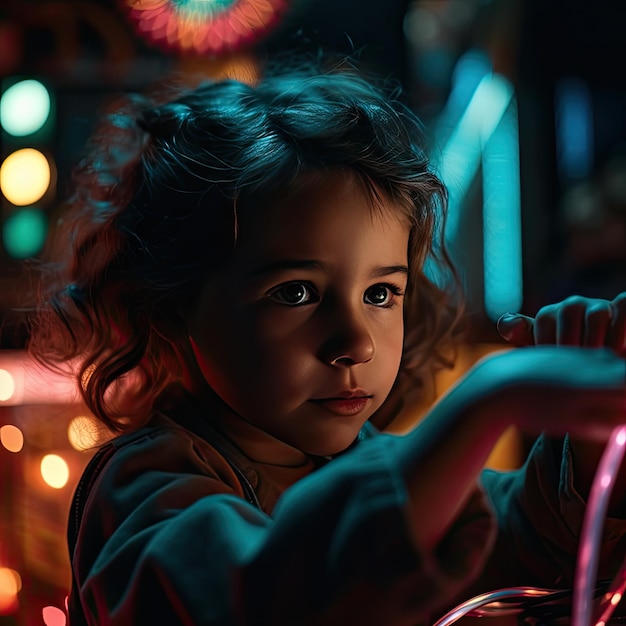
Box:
[573,424,626,626]
[432,424,626,626]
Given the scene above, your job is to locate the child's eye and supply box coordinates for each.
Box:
[268,282,319,306]
[364,284,404,307]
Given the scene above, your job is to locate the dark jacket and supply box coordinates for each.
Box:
[67,396,626,625]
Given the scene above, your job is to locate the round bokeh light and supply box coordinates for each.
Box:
[123,0,290,55]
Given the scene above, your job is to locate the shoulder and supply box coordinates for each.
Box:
[97,412,244,495]
[68,411,263,615]
[73,413,246,541]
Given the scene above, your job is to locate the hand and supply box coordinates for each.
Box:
[496,295,626,509]
[497,292,626,356]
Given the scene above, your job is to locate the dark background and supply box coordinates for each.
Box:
[1,0,626,344]
[0,1,626,622]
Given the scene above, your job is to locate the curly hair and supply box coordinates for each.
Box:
[28,60,464,433]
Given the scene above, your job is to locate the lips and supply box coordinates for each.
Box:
[309,390,373,416]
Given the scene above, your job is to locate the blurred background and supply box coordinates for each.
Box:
[0,0,625,623]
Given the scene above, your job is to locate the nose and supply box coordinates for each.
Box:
[319,306,375,367]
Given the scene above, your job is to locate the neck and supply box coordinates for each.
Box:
[215,407,309,468]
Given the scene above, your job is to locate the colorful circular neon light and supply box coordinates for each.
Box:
[123,0,290,55]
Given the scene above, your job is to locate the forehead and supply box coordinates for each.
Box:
[235,170,411,256]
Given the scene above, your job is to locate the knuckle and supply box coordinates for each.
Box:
[585,302,611,321]
[535,304,558,322]
[611,292,626,312]
[561,295,589,310]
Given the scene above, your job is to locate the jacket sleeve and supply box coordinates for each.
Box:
[72,427,496,626]
[466,434,626,596]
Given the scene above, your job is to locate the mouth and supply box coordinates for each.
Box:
[309,392,373,416]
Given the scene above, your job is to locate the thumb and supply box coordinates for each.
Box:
[497,313,535,346]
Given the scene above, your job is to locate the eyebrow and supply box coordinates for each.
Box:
[372,264,409,278]
[248,260,409,278]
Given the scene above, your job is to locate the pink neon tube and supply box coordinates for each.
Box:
[572,424,626,626]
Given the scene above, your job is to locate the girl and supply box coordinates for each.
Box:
[28,60,626,625]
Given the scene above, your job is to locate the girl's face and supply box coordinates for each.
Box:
[185,171,411,463]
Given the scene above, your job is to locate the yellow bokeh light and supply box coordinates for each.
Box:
[0,425,23,453]
[0,148,51,206]
[40,454,69,489]
[67,415,102,451]
[0,369,15,401]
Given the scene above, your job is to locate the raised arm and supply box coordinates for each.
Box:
[395,344,626,552]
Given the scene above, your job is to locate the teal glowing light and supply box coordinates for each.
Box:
[430,54,522,318]
[435,72,515,243]
[171,0,235,18]
[3,208,48,259]
[482,103,523,320]
[555,77,593,180]
[0,79,51,137]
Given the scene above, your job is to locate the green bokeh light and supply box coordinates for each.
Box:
[3,208,48,258]
[0,79,51,137]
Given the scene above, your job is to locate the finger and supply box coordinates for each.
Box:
[556,297,586,345]
[583,301,612,347]
[533,305,558,345]
[609,292,626,356]
[497,313,534,345]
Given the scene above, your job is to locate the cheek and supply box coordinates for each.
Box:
[191,317,315,408]
[379,317,405,386]
[246,340,317,401]
[188,309,252,399]
[381,311,405,354]
[189,331,236,394]
[390,333,405,376]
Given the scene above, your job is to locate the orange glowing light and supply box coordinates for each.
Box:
[0,568,20,615]
[0,568,20,596]
[0,592,17,615]
[0,424,24,453]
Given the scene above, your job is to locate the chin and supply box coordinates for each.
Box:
[299,428,364,458]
